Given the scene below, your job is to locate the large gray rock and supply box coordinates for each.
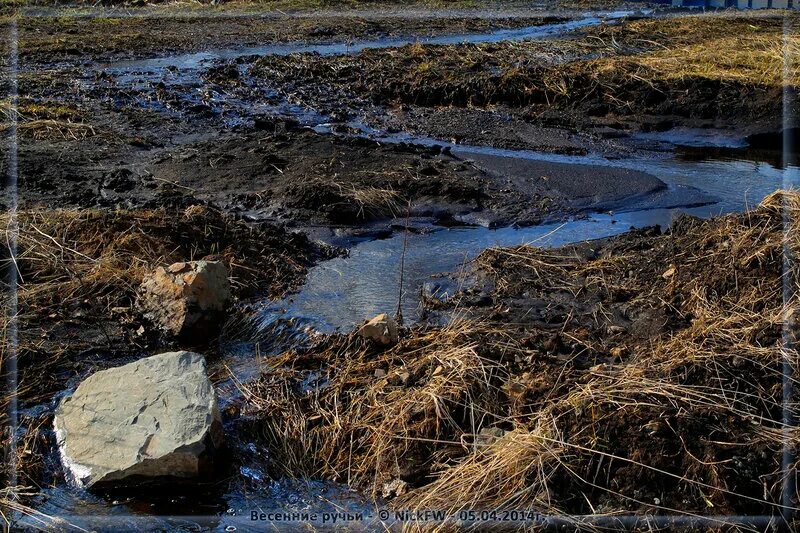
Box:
[54,351,223,489]
[138,260,231,339]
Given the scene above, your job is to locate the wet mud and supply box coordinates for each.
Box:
[2,5,798,531]
[11,13,570,64]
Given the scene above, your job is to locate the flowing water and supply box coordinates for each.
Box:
[83,11,634,124]
[250,139,798,333]
[19,10,800,531]
[103,11,634,75]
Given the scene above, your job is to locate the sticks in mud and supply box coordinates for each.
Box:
[395,200,412,327]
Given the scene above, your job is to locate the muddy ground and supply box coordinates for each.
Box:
[4,9,739,232]
[246,191,798,521]
[9,13,570,64]
[1,3,797,529]
[247,13,798,148]
[11,118,669,227]
[6,17,680,230]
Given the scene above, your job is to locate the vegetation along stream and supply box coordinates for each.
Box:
[3,3,800,532]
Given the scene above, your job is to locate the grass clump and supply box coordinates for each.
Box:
[3,205,317,313]
[242,318,513,491]
[0,206,324,497]
[243,190,800,521]
[254,14,799,124]
[547,15,799,120]
[0,99,94,140]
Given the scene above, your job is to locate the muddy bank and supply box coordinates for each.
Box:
[7,113,673,228]
[0,206,330,489]
[11,14,569,65]
[242,191,799,521]
[249,14,797,141]
[369,106,620,155]
[143,129,530,226]
[464,152,665,211]
[144,128,675,227]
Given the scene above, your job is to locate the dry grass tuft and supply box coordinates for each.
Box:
[329,179,405,220]
[9,119,96,140]
[254,14,799,122]
[1,205,316,315]
[0,206,323,499]
[242,318,515,492]
[0,100,95,140]
[245,190,800,521]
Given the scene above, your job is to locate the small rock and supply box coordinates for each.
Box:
[358,313,399,346]
[389,370,411,387]
[167,262,189,274]
[138,260,231,340]
[475,427,506,446]
[54,351,223,489]
[382,478,408,499]
[374,368,387,379]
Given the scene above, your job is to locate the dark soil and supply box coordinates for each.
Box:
[243,192,797,518]
[249,14,796,138]
[3,99,671,228]
[142,128,561,226]
[11,14,568,64]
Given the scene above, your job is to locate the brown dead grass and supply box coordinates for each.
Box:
[0,206,324,503]
[242,318,512,487]
[255,14,799,122]
[245,190,800,523]
[0,100,95,141]
[543,15,799,118]
[1,205,317,315]
[580,15,798,85]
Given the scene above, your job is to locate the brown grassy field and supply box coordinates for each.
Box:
[242,190,800,521]
[0,206,325,506]
[253,13,800,126]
